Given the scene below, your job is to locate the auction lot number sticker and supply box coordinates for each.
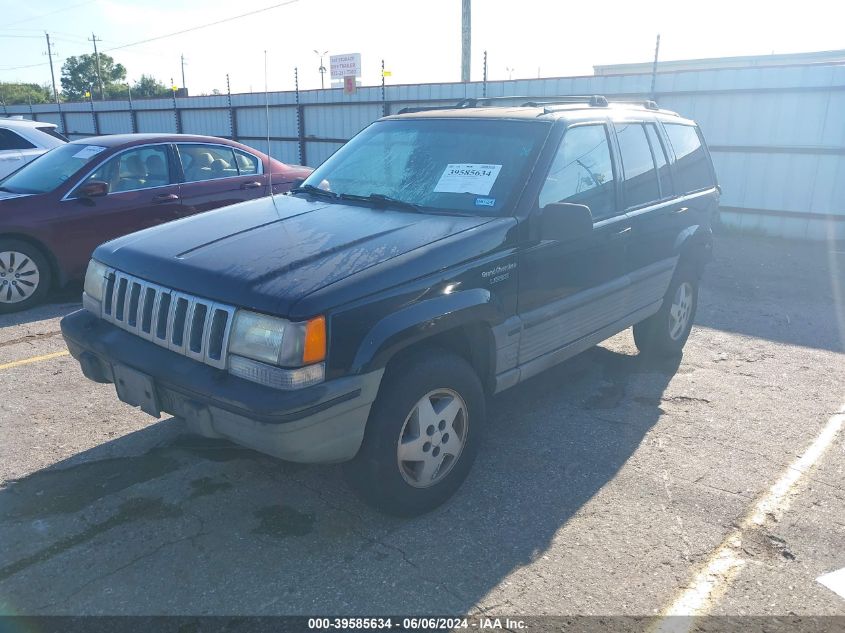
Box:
[434,164,502,195]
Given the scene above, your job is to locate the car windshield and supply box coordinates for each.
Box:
[0,143,108,194]
[300,118,550,215]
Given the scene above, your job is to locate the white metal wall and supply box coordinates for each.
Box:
[6,61,844,240]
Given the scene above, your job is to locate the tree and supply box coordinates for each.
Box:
[131,75,170,98]
[61,53,126,100]
[0,82,52,105]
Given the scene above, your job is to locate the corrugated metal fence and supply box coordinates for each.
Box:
[5,61,844,240]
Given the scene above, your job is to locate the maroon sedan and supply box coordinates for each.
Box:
[0,134,311,312]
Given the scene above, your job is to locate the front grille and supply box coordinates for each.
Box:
[101,268,236,369]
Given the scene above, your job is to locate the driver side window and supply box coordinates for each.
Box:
[538,125,616,220]
[79,145,171,195]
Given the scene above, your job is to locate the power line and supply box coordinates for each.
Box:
[1,0,98,30]
[101,0,303,53]
[0,0,303,74]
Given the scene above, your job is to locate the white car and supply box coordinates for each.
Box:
[0,117,67,179]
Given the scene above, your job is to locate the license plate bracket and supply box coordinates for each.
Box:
[113,364,161,417]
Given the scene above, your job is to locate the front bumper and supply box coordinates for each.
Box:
[61,309,383,463]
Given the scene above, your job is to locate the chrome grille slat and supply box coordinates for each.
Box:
[100,268,234,369]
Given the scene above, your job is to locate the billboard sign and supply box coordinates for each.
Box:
[330,53,361,79]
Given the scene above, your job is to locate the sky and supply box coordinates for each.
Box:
[0,0,843,97]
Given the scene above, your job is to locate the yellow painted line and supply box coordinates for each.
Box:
[652,402,845,631]
[0,350,69,371]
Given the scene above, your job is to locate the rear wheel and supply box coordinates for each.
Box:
[0,239,52,314]
[344,349,485,516]
[633,263,699,357]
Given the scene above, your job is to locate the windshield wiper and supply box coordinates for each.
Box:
[339,192,423,213]
[291,184,338,200]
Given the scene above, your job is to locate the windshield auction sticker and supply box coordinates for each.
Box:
[434,164,502,195]
[72,145,107,160]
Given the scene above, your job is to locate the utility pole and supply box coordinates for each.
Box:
[314,50,328,89]
[88,33,104,100]
[482,50,488,97]
[44,32,65,134]
[461,0,471,82]
[650,33,661,101]
[181,54,187,90]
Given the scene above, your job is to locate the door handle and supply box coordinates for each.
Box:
[672,206,689,215]
[152,193,179,203]
[610,226,632,240]
[240,181,262,190]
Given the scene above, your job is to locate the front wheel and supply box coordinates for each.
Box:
[344,349,485,517]
[633,263,699,357]
[0,239,52,314]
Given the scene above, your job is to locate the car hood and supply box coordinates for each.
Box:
[94,195,498,318]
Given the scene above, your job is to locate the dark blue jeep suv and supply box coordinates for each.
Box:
[62,96,718,516]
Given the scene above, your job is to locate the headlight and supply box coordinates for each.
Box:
[82,259,109,314]
[228,310,326,367]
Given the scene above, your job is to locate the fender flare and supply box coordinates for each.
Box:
[350,288,500,375]
[673,224,713,274]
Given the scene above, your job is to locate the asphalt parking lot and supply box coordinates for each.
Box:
[0,233,843,620]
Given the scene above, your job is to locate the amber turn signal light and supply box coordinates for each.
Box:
[302,316,326,364]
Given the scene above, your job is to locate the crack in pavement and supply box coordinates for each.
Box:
[0,330,63,348]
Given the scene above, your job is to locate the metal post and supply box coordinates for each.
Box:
[89,33,105,100]
[461,0,471,82]
[171,78,182,133]
[45,32,66,134]
[88,91,99,135]
[650,33,661,101]
[181,54,187,90]
[28,96,34,119]
[381,59,387,117]
[226,73,237,140]
[127,84,137,133]
[482,50,488,98]
[295,67,305,165]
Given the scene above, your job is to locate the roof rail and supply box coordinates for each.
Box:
[609,99,660,110]
[522,95,609,108]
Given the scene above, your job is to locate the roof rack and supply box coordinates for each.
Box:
[522,95,609,108]
[395,95,671,116]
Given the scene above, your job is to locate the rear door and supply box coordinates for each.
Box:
[174,143,267,215]
[59,143,182,277]
[612,119,681,313]
[0,128,31,178]
[517,121,632,367]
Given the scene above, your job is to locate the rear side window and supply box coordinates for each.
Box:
[614,122,660,208]
[645,123,672,197]
[234,149,260,175]
[178,144,239,182]
[0,128,36,150]
[37,126,68,142]
[539,124,616,220]
[664,123,714,193]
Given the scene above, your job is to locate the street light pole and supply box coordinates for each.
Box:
[314,49,328,89]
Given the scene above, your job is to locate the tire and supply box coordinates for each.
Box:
[0,238,52,314]
[633,262,699,357]
[344,349,486,517]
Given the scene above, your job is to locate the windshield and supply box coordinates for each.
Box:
[301,118,550,215]
[0,143,107,194]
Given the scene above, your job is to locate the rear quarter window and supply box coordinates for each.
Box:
[663,123,714,193]
[0,128,36,150]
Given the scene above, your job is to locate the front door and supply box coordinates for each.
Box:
[59,144,182,277]
[517,122,632,367]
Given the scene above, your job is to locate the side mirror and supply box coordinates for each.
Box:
[540,202,593,241]
[78,180,109,198]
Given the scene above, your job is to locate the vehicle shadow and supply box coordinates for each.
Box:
[0,285,81,330]
[696,233,845,353]
[0,337,681,615]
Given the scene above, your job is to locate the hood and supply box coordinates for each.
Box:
[94,194,499,317]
